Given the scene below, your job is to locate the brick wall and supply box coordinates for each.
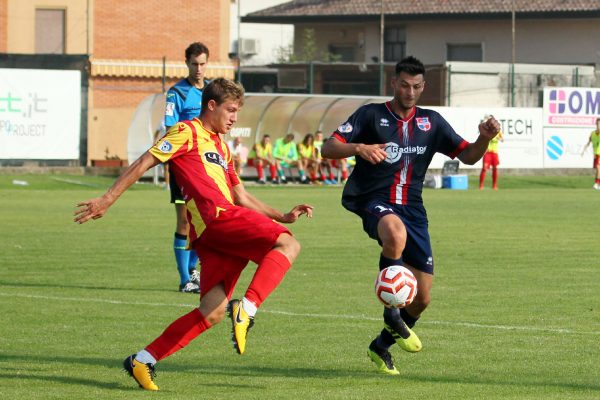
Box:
[93,0,224,62]
[88,0,227,165]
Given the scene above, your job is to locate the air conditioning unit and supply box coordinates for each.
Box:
[239,38,259,55]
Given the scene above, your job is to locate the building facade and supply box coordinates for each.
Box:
[0,0,234,165]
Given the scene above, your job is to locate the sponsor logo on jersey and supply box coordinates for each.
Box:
[204,151,228,170]
[416,117,431,131]
[338,122,353,133]
[384,142,427,163]
[380,118,389,127]
[159,140,173,153]
[165,102,175,116]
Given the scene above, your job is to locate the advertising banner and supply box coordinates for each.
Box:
[543,87,600,127]
[429,107,544,169]
[0,68,81,159]
[543,127,593,168]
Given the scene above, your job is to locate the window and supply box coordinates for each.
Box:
[35,9,65,54]
[447,43,483,62]
[384,27,406,62]
[328,45,355,62]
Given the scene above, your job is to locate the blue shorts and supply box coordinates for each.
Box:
[359,200,434,274]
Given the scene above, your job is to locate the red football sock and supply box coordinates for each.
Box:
[244,250,291,308]
[256,164,264,180]
[341,169,348,180]
[269,165,277,180]
[479,170,486,188]
[145,308,211,361]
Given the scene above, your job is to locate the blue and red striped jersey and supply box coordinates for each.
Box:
[332,102,468,211]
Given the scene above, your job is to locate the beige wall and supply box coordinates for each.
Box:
[88,107,135,162]
[7,0,90,54]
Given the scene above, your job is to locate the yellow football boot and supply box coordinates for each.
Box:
[228,299,254,355]
[123,354,159,391]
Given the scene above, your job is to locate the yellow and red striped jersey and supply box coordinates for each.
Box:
[149,118,240,243]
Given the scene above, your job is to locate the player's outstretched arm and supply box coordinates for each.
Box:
[232,184,313,223]
[321,137,387,164]
[458,115,501,165]
[74,152,160,224]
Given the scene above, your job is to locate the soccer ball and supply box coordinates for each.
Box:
[375,266,417,308]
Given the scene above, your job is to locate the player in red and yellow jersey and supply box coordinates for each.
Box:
[247,134,278,184]
[479,117,504,190]
[74,78,313,391]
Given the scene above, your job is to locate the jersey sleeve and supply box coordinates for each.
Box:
[149,122,192,163]
[435,114,469,159]
[332,106,367,144]
[164,89,183,128]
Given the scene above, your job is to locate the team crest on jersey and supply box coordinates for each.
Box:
[159,140,173,153]
[338,122,353,133]
[380,118,389,127]
[416,117,431,131]
[204,151,227,170]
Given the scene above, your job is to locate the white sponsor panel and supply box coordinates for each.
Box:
[0,68,81,159]
[543,87,600,127]
[428,107,544,169]
[543,127,592,168]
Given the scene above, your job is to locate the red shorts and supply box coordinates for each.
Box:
[193,206,290,298]
[483,152,499,169]
[594,155,599,168]
[247,158,256,167]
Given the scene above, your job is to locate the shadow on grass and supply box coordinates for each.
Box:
[1,353,598,393]
[0,280,178,294]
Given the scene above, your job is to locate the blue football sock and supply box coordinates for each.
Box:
[375,328,396,350]
[188,250,199,273]
[174,233,191,285]
[400,308,419,328]
[379,253,403,270]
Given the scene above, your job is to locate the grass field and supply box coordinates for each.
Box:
[0,174,598,399]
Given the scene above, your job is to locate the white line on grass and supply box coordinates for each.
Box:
[1,292,598,336]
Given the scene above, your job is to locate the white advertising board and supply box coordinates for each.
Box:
[428,107,544,169]
[0,68,81,159]
[543,127,594,168]
[543,87,600,127]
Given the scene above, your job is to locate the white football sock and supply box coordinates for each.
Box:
[135,349,157,365]
[242,297,258,317]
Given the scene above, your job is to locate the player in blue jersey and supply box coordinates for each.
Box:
[321,56,500,375]
[164,42,211,293]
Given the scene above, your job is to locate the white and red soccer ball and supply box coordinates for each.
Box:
[375,266,417,308]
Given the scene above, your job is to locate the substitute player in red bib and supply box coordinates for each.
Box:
[479,115,504,190]
[74,78,313,391]
[322,56,500,376]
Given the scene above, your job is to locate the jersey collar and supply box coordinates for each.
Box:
[385,101,416,123]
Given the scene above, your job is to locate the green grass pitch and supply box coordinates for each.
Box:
[0,174,598,399]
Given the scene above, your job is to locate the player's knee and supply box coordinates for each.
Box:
[413,291,431,312]
[275,234,301,263]
[203,307,226,325]
[286,236,301,261]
